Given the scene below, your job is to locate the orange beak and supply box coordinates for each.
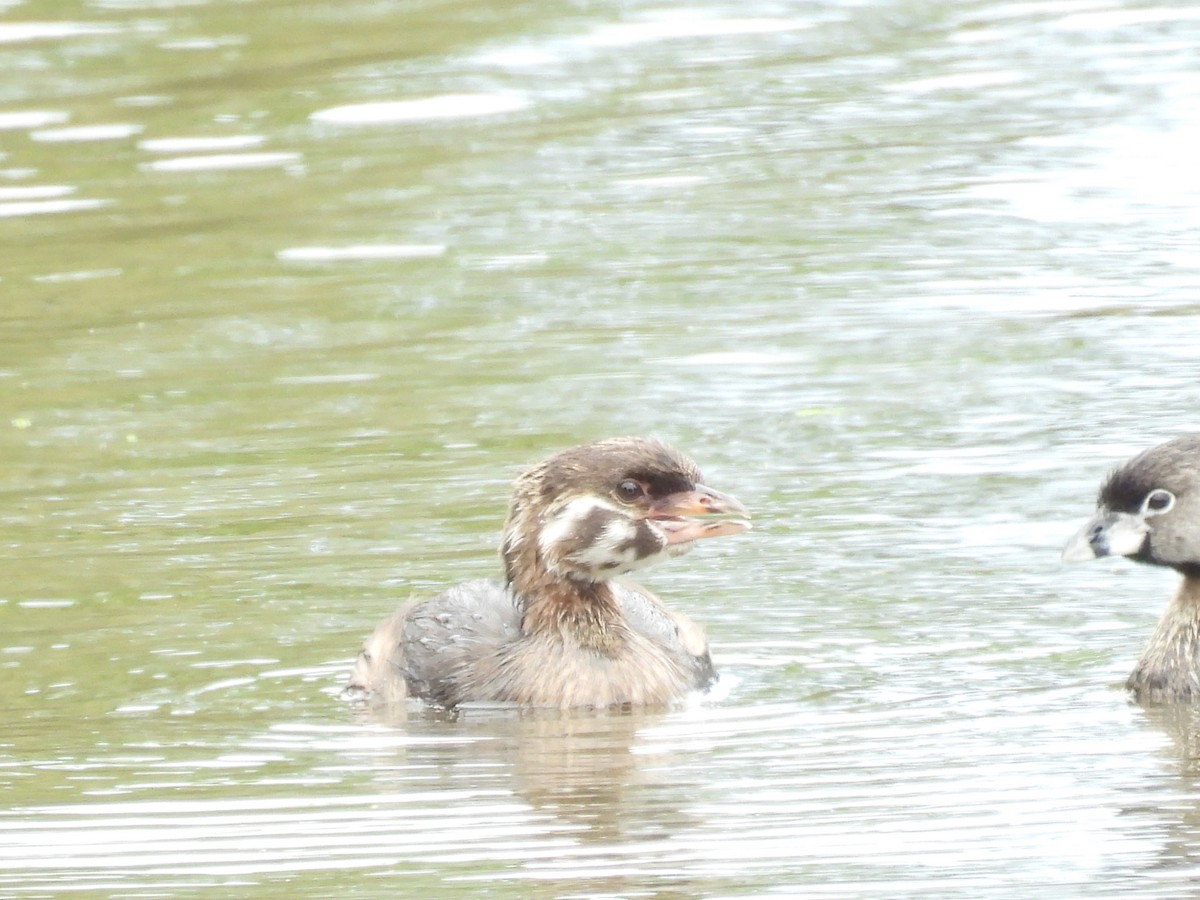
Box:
[648,484,752,546]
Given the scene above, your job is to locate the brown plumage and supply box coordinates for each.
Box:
[347,437,751,709]
[1063,435,1200,702]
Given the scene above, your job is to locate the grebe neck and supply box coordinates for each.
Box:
[508,561,627,655]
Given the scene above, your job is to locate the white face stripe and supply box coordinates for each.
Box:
[601,517,638,546]
[537,495,625,560]
[536,494,681,578]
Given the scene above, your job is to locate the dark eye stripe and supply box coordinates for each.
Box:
[617,480,642,499]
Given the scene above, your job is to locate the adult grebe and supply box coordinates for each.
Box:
[1064,435,1200,702]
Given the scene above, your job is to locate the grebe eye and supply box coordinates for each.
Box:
[1143,489,1175,515]
[616,480,643,501]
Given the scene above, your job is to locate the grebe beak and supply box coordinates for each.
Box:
[648,485,752,545]
[1061,509,1149,563]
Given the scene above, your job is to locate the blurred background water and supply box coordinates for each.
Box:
[4,0,1200,896]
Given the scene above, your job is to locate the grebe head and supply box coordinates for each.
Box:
[1063,435,1200,575]
[501,437,751,586]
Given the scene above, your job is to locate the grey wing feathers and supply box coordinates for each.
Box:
[401,579,522,703]
[612,582,716,690]
[347,579,521,705]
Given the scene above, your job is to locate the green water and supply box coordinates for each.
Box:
[4,0,1200,895]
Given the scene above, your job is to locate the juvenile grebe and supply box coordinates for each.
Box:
[1063,435,1200,702]
[347,437,751,709]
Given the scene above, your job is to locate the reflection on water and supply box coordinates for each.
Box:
[311,92,530,125]
[4,0,1200,895]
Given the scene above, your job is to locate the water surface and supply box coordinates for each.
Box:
[4,0,1200,896]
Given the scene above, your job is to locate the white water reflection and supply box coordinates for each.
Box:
[0,185,74,200]
[0,110,68,129]
[0,197,110,217]
[1052,6,1200,30]
[581,14,812,47]
[140,152,301,172]
[888,70,1025,94]
[0,22,116,43]
[139,135,265,152]
[30,124,142,142]
[311,93,529,125]
[473,9,814,69]
[276,244,447,262]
